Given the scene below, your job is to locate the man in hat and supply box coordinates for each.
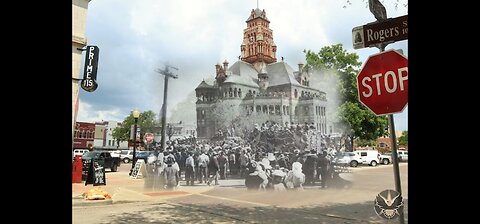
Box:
[317,151,330,189]
[163,156,179,190]
[185,151,195,186]
[207,151,220,185]
[217,151,228,180]
[304,149,318,185]
[197,151,209,184]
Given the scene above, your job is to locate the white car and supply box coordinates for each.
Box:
[334,152,362,167]
[379,153,392,165]
[120,150,134,163]
[354,150,380,166]
[397,150,408,162]
[110,150,122,158]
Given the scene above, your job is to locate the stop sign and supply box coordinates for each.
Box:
[357,49,408,116]
[144,133,154,143]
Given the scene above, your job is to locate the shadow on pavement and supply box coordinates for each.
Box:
[100,199,408,224]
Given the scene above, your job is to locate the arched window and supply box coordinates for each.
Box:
[83,130,87,139]
[256,105,261,113]
[238,89,242,97]
[262,105,267,114]
[253,91,256,95]
[234,88,238,97]
[294,89,298,98]
[229,88,233,97]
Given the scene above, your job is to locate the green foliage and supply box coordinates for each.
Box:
[338,102,388,140]
[398,130,408,146]
[355,138,376,147]
[111,110,158,143]
[304,44,388,141]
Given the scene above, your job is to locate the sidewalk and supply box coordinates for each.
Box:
[72,170,217,206]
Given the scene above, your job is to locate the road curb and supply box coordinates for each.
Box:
[72,198,113,207]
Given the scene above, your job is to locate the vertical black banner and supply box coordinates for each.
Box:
[81,45,99,92]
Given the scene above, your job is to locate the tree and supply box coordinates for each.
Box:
[112,110,158,145]
[304,44,388,149]
[397,131,408,146]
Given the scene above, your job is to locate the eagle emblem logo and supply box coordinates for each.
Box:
[374,189,404,219]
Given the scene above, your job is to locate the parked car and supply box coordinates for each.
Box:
[81,151,121,179]
[120,150,134,163]
[110,150,121,158]
[73,149,89,157]
[397,150,408,162]
[354,150,380,166]
[379,153,392,165]
[334,152,362,167]
[133,151,152,164]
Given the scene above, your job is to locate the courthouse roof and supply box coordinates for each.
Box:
[195,80,215,90]
[266,62,303,87]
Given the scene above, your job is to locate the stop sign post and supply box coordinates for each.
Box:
[356,49,407,224]
[357,49,408,116]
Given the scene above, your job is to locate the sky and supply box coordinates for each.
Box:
[77,0,408,131]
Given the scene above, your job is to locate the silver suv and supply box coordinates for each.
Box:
[334,152,362,167]
[120,150,134,163]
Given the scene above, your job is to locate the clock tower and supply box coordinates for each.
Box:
[240,8,277,72]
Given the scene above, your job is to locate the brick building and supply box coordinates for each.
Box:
[73,122,95,150]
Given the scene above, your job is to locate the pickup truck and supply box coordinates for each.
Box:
[81,151,121,180]
[379,153,392,165]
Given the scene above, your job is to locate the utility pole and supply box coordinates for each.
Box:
[155,64,179,151]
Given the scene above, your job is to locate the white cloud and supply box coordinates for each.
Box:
[77,99,123,123]
[80,0,408,130]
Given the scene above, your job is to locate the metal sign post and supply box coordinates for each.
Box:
[379,45,406,224]
[353,0,407,222]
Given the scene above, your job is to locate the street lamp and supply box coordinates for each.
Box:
[130,108,141,176]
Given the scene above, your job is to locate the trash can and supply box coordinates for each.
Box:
[72,155,83,183]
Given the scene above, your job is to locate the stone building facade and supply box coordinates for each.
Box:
[195,8,328,139]
[72,0,93,139]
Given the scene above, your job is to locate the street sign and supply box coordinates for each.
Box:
[130,125,141,142]
[352,15,408,49]
[81,46,100,92]
[144,133,154,144]
[357,50,408,116]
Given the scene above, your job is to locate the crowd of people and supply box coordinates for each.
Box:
[143,121,349,190]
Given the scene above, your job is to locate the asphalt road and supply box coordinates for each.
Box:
[73,163,408,224]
